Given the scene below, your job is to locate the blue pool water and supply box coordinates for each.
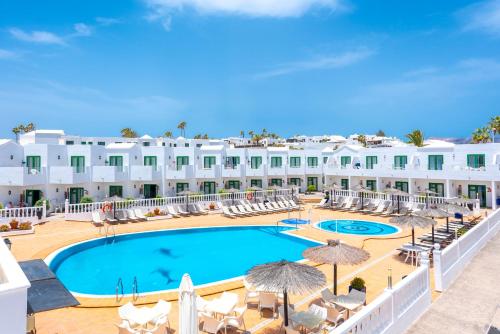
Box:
[47,226,319,296]
[317,220,399,236]
[280,218,310,225]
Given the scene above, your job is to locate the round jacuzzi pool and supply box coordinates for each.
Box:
[316,219,400,236]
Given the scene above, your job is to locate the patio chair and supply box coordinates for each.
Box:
[258,292,278,318]
[176,205,190,216]
[91,210,105,226]
[104,212,118,224]
[224,305,247,332]
[221,206,236,218]
[133,208,148,220]
[323,303,345,326]
[199,313,225,334]
[115,321,142,334]
[166,205,182,217]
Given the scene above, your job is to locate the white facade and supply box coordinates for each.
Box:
[0,130,499,209]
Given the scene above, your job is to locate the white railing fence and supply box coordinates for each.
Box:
[331,253,432,334]
[64,189,294,221]
[0,201,47,226]
[433,208,500,292]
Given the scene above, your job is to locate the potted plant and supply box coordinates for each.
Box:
[9,219,19,230]
[79,196,94,204]
[0,225,10,232]
[19,222,32,230]
[306,185,316,194]
[153,208,161,216]
[34,198,49,219]
[209,202,216,210]
[349,277,366,294]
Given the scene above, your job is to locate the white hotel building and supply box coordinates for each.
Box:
[0,130,499,210]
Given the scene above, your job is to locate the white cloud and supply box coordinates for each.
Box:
[9,28,65,45]
[458,0,500,36]
[73,23,92,37]
[253,48,374,79]
[95,17,121,26]
[0,49,17,60]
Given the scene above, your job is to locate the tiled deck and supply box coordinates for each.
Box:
[10,203,453,334]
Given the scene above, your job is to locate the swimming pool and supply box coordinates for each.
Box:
[280,218,310,225]
[316,220,399,236]
[46,226,319,296]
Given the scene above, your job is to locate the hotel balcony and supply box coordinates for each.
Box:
[92,166,128,183]
[287,165,305,176]
[0,167,47,186]
[49,166,90,185]
[195,165,221,179]
[221,164,245,178]
[267,166,287,176]
[130,165,162,182]
[305,165,322,175]
[166,165,194,180]
[245,165,266,177]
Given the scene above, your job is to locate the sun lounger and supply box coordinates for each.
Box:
[270,201,286,211]
[165,206,181,218]
[125,209,141,222]
[237,204,256,215]
[314,198,328,208]
[134,208,148,220]
[196,203,209,215]
[264,202,279,212]
[104,212,119,224]
[243,203,261,214]
[251,203,266,214]
[176,205,190,216]
[222,206,236,218]
[115,210,129,223]
[230,205,248,216]
[92,210,105,226]
[188,203,202,215]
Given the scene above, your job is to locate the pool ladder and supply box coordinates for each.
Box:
[115,278,124,302]
[132,276,138,301]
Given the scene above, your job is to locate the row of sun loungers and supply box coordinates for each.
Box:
[92,209,148,225]
[221,198,300,218]
[317,196,426,216]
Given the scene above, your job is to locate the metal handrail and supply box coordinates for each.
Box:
[116,278,124,302]
[132,276,138,301]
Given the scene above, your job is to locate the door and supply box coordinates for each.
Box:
[144,156,157,169]
[176,183,189,194]
[69,187,84,204]
[25,190,41,206]
[203,182,216,194]
[226,180,240,190]
[428,183,444,197]
[307,177,318,191]
[250,179,262,188]
[26,156,41,174]
[109,156,123,172]
[289,178,301,186]
[341,178,349,190]
[468,185,486,207]
[176,156,189,171]
[270,178,283,187]
[143,184,158,198]
[395,181,409,193]
[109,185,123,197]
[70,156,85,173]
[366,180,377,191]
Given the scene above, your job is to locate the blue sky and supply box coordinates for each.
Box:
[0,0,499,139]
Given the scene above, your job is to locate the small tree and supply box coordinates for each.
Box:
[488,116,500,143]
[406,129,425,147]
[471,127,492,143]
[357,134,367,147]
[79,196,94,204]
[375,130,386,137]
[164,131,173,138]
[177,121,187,137]
[307,184,316,193]
[120,128,138,138]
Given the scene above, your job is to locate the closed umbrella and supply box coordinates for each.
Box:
[384,188,408,214]
[225,188,239,204]
[326,183,343,207]
[418,189,439,209]
[415,208,451,243]
[246,260,325,327]
[353,184,374,210]
[178,190,196,211]
[269,185,281,201]
[390,214,436,246]
[179,274,198,334]
[303,240,369,295]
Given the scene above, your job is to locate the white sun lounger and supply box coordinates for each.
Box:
[125,209,141,222]
[166,206,181,218]
[176,205,190,216]
[222,206,236,218]
[134,208,148,220]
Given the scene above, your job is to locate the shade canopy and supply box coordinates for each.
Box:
[178,274,198,334]
[247,186,262,191]
[303,240,369,266]
[352,184,374,193]
[245,260,325,295]
[178,190,196,196]
[418,189,439,196]
[415,208,452,219]
[389,214,436,229]
[384,187,408,196]
[439,203,472,216]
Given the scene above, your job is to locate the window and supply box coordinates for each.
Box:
[98,141,105,146]
[428,183,444,197]
[225,156,240,169]
[81,141,86,145]
[250,179,262,188]
[394,155,408,169]
[109,185,123,197]
[395,181,409,193]
[428,155,444,170]
[143,184,158,198]
[270,157,282,168]
[250,156,262,169]
[109,156,123,172]
[366,180,377,191]
[341,178,349,190]
[185,143,189,147]
[270,178,283,187]
[26,156,41,174]
[87,142,93,145]
[66,140,74,145]
[226,180,240,189]
[70,156,85,173]
[366,156,378,169]
[307,177,318,190]
[340,156,351,168]
[176,156,189,170]
[202,181,216,194]
[176,183,189,194]
[468,185,486,207]
[467,154,485,168]
[323,157,328,164]
[289,157,301,168]
[289,178,301,186]
[307,157,318,167]
[203,156,216,168]
[143,142,150,147]
[69,187,84,204]
[196,144,202,148]
[144,156,157,169]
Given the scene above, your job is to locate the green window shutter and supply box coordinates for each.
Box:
[26,156,41,173]
[271,157,282,168]
[176,156,189,170]
[144,156,157,168]
[366,156,377,169]
[307,157,318,167]
[70,156,85,173]
[340,156,351,167]
[204,156,216,168]
[290,157,300,167]
[250,157,262,169]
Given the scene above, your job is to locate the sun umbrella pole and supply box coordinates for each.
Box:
[446,216,449,233]
[361,192,364,210]
[333,263,338,295]
[432,224,435,244]
[397,195,400,214]
[283,289,289,327]
[412,227,415,246]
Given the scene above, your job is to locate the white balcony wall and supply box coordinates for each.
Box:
[92,166,128,182]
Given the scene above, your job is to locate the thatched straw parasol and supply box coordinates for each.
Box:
[418,189,439,208]
[303,240,369,295]
[246,260,325,327]
[439,202,472,226]
[326,183,343,206]
[268,185,282,201]
[178,190,196,210]
[384,187,408,214]
[352,184,374,210]
[415,208,451,243]
[390,214,436,246]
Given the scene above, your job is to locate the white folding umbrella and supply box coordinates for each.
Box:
[179,274,198,334]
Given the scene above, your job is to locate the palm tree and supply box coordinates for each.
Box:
[164,131,173,138]
[177,121,187,137]
[471,127,492,143]
[262,128,268,137]
[12,126,22,142]
[202,134,209,139]
[252,134,263,145]
[406,130,425,147]
[376,130,386,137]
[120,128,138,138]
[357,134,367,147]
[24,123,35,132]
[240,130,245,138]
[193,134,202,139]
[488,116,500,143]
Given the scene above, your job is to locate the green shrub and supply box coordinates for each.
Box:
[350,277,366,291]
[0,202,3,209]
[35,198,50,210]
[0,225,10,232]
[79,196,94,204]
[307,185,317,193]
